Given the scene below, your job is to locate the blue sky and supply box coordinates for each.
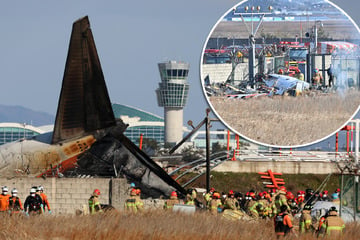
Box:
[0,0,359,147]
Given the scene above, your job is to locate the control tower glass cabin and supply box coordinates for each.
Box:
[156,61,190,146]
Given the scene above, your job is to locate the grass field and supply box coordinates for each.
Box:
[183,172,341,195]
[1,172,356,239]
[2,211,359,239]
[209,91,360,146]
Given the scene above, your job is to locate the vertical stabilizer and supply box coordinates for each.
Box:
[52,16,116,144]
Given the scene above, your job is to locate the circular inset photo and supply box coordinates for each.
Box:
[201,0,360,147]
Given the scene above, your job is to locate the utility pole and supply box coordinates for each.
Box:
[232,5,272,88]
[169,108,219,193]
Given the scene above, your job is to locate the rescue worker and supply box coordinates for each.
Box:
[299,204,314,234]
[296,190,305,210]
[234,192,244,210]
[32,186,44,212]
[223,190,238,210]
[311,68,323,88]
[8,188,23,216]
[88,189,103,214]
[204,187,215,209]
[164,191,180,210]
[332,188,340,200]
[221,192,227,205]
[247,192,259,218]
[125,188,143,213]
[185,188,197,205]
[324,207,345,237]
[316,211,328,238]
[135,189,144,211]
[0,186,10,214]
[257,192,269,218]
[274,186,290,215]
[320,190,331,201]
[209,192,222,215]
[38,186,51,213]
[24,188,43,216]
[286,191,298,214]
[274,205,294,239]
[126,182,136,196]
[332,194,341,205]
[293,68,304,81]
[305,188,316,205]
[327,64,334,87]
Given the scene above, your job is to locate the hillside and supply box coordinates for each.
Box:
[0,104,54,126]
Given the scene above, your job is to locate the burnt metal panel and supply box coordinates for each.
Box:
[52,16,116,144]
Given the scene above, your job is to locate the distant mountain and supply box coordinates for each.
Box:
[0,105,54,127]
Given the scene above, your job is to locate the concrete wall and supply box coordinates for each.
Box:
[202,61,257,84]
[0,177,128,215]
[213,161,339,174]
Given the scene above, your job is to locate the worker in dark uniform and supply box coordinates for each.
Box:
[24,188,43,216]
[274,205,294,239]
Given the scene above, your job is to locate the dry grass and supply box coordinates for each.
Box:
[209,91,360,146]
[1,211,359,240]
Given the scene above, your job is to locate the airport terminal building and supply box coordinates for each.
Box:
[112,103,166,145]
[0,104,244,150]
[0,123,52,145]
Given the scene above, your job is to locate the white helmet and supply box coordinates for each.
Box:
[2,186,8,194]
[38,186,44,192]
[30,188,36,194]
[11,188,18,196]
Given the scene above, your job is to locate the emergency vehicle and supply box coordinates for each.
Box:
[279,41,308,76]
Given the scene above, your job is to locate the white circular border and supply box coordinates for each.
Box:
[199,0,360,148]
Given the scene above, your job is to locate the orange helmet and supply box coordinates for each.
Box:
[278,69,284,74]
[228,190,234,196]
[130,188,137,196]
[171,191,177,197]
[93,189,100,196]
[286,191,294,200]
[249,192,256,199]
[279,186,286,192]
[210,187,215,192]
[213,192,220,199]
[136,189,141,195]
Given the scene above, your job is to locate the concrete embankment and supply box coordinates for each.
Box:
[213,160,339,174]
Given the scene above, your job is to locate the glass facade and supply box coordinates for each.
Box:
[0,127,40,145]
[124,126,164,145]
[156,83,189,107]
[112,103,165,145]
[156,61,190,108]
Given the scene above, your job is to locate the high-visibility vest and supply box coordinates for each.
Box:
[88,196,102,214]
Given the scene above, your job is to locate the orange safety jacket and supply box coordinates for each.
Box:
[40,193,51,210]
[0,194,10,211]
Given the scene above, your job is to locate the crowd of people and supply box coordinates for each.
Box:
[181,186,345,238]
[277,65,336,90]
[0,185,51,216]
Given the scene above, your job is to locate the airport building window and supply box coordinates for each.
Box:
[0,127,39,145]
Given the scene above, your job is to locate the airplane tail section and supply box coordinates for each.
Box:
[52,16,116,144]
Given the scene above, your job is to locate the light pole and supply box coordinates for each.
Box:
[313,20,323,54]
[233,5,272,88]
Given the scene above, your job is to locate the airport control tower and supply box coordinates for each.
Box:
[156,61,190,146]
